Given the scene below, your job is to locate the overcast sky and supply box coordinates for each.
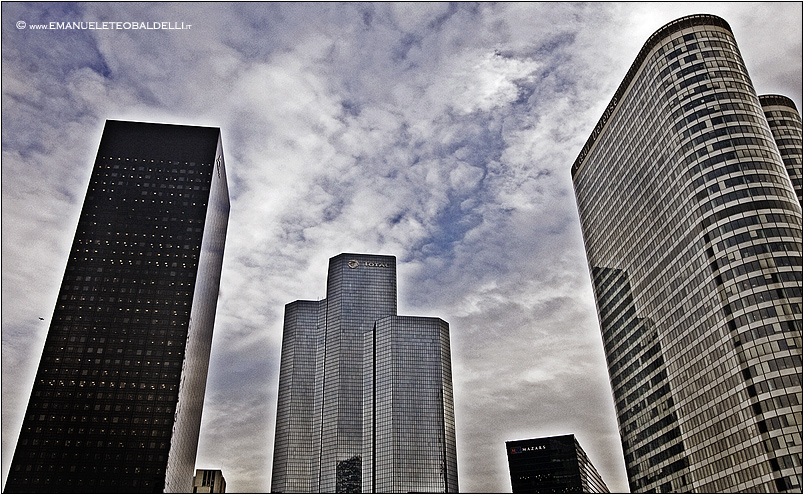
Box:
[2,2,801,493]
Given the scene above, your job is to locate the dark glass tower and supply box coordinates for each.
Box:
[5,120,230,493]
[271,253,458,493]
[506,435,610,493]
[572,15,802,493]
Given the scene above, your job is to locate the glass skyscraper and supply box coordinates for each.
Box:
[506,434,609,493]
[572,14,802,493]
[271,253,458,493]
[362,316,457,493]
[760,94,803,205]
[5,120,230,493]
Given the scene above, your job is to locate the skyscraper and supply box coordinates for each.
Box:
[271,253,458,493]
[5,120,230,493]
[505,434,609,493]
[192,469,227,493]
[572,14,802,493]
[362,316,457,493]
[760,94,803,205]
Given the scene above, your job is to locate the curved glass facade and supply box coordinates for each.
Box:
[760,94,803,205]
[572,15,802,493]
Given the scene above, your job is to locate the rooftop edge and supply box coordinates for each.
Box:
[570,14,732,178]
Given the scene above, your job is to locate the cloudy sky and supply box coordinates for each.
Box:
[2,2,801,492]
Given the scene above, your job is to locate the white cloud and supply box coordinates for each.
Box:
[435,52,541,115]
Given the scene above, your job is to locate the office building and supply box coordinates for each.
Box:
[572,14,802,493]
[5,120,230,493]
[506,434,609,493]
[192,469,226,493]
[362,315,456,493]
[760,94,803,205]
[270,300,323,493]
[271,253,458,493]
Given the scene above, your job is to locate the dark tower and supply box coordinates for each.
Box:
[5,120,230,493]
[506,435,609,493]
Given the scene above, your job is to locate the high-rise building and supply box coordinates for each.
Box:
[760,94,803,205]
[192,469,226,493]
[505,434,609,493]
[4,120,230,493]
[271,253,458,493]
[362,315,457,493]
[572,14,802,493]
[270,300,323,493]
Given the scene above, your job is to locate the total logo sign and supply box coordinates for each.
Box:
[347,259,389,269]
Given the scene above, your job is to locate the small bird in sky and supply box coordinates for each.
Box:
[38,317,44,320]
